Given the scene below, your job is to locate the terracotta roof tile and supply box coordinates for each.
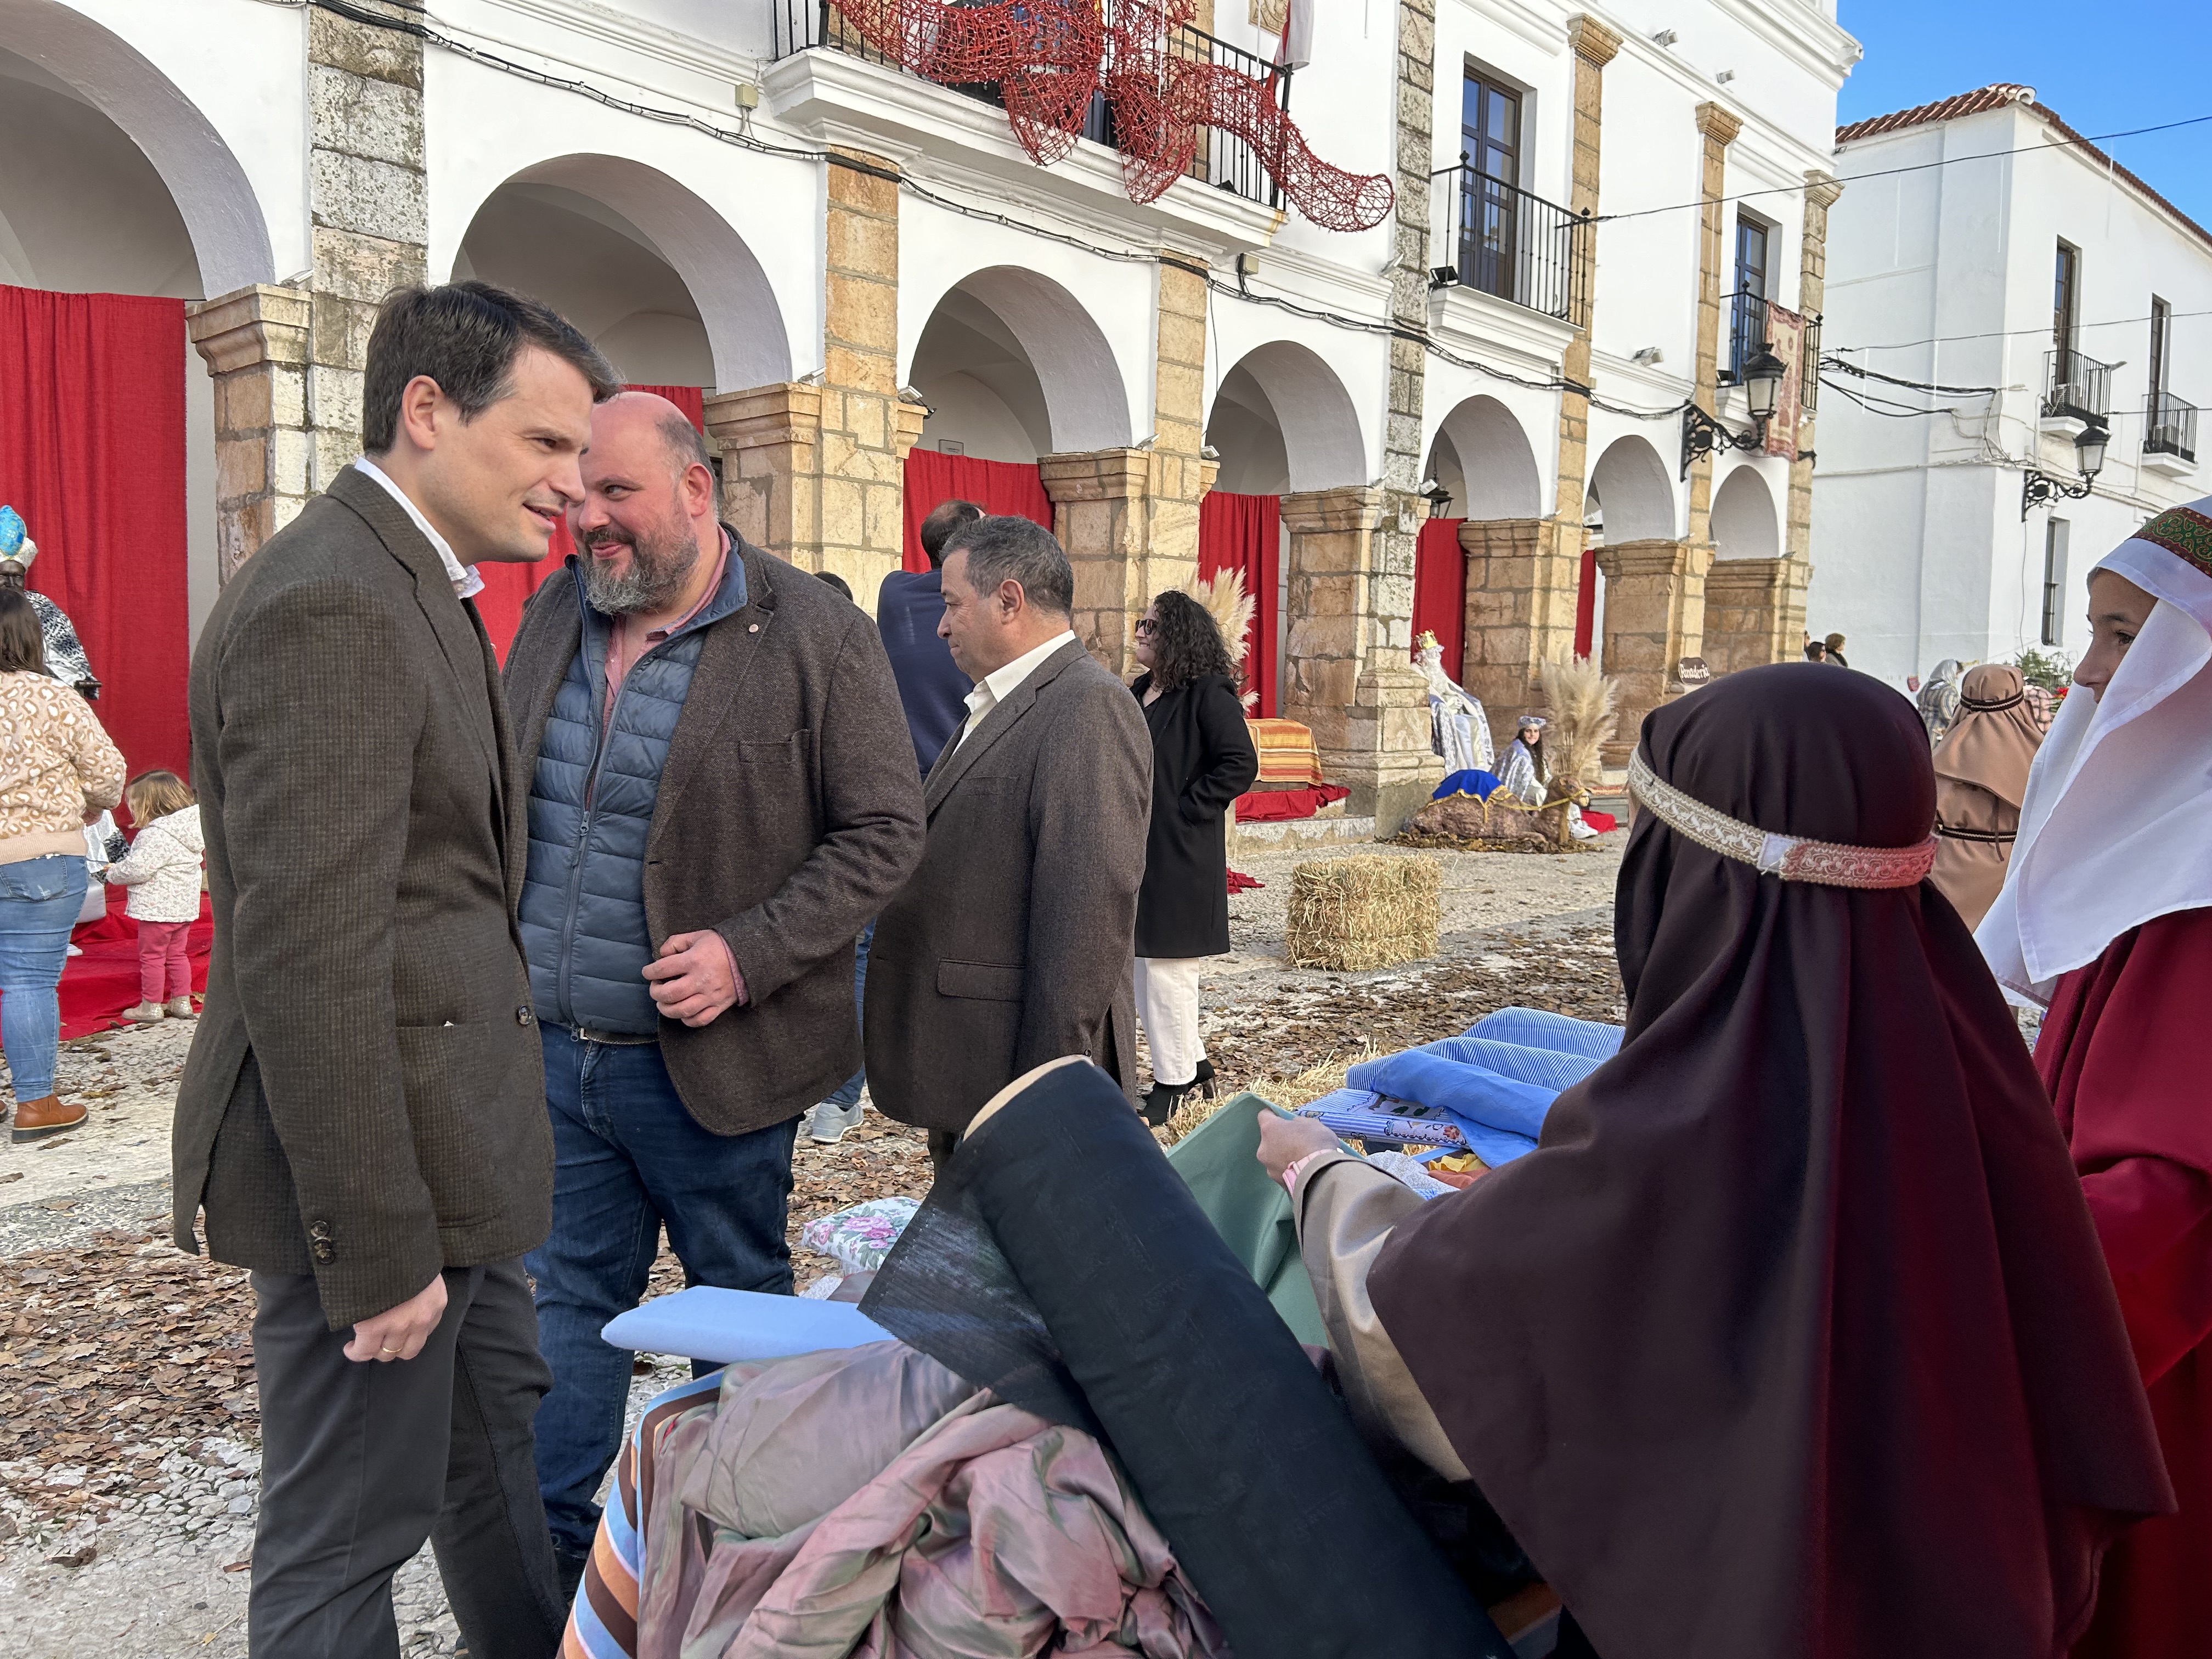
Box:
[1835,85,2212,256]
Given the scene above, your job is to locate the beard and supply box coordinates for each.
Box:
[579,515,699,616]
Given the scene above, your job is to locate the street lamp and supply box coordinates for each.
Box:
[1680,347,1788,479]
[2022,421,2108,518]
[1417,477,1454,514]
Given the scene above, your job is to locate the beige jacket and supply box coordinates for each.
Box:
[0,670,125,865]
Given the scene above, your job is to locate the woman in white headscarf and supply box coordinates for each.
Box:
[1977,500,2212,1659]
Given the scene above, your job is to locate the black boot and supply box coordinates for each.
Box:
[1139,1079,1195,1127]
[1192,1057,1218,1099]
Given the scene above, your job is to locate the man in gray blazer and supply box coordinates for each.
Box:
[173,283,618,1658]
[865,516,1152,1161]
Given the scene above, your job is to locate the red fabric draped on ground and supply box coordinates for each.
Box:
[1233,785,1346,822]
[1412,516,1465,676]
[472,385,706,661]
[61,884,212,1040]
[1198,490,1279,717]
[0,284,191,780]
[2038,907,2212,1659]
[900,449,1053,573]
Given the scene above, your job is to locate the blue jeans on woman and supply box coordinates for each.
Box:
[0,854,88,1101]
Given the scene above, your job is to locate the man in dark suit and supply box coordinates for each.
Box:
[865,515,1152,1162]
[501,393,924,1590]
[173,282,618,1658]
[875,496,982,771]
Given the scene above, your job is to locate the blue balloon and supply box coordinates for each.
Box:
[0,507,22,558]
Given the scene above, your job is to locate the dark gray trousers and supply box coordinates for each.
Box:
[248,1259,566,1659]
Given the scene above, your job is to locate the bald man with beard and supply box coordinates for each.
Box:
[501,393,924,1596]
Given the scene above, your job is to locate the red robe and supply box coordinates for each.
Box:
[2039,907,2212,1658]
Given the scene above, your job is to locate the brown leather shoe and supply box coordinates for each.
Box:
[11,1094,85,1143]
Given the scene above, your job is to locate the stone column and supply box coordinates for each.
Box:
[1281,487,1437,825]
[1458,15,1617,734]
[1596,537,1708,765]
[186,286,314,580]
[1686,101,1742,556]
[1038,253,1212,673]
[1701,556,1804,673]
[1781,171,1843,648]
[706,149,916,606]
[304,2,430,493]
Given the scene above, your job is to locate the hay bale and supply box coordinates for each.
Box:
[1284,855,1440,972]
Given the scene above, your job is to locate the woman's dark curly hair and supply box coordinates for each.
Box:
[1143,589,1240,692]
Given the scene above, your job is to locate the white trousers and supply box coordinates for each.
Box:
[1133,955,1207,1087]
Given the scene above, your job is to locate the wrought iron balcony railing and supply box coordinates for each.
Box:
[2146,391,2198,463]
[1719,289,1768,386]
[1426,162,1584,320]
[2044,347,2114,424]
[771,1,1293,208]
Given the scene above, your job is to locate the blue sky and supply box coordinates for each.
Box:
[1836,2,2212,225]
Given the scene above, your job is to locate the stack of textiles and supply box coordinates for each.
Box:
[1301,1007,1622,1167]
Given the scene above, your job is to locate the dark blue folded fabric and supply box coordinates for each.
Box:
[1434,768,1503,800]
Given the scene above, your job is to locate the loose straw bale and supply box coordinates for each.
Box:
[1284,855,1441,972]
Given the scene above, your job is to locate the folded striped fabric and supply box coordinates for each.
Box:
[1246,718,1326,786]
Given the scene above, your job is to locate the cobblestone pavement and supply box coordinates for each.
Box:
[1,837,1624,1654]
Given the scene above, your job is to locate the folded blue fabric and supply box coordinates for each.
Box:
[1345,1007,1625,1166]
[601,1284,889,1363]
[1433,768,1503,802]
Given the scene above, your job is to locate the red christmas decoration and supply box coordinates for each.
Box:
[824,0,1395,232]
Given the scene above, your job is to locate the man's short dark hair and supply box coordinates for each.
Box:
[362,281,620,454]
[943,515,1074,617]
[918,498,985,569]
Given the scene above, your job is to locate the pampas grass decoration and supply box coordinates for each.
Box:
[1284,855,1441,972]
[1184,567,1259,709]
[1538,654,1619,798]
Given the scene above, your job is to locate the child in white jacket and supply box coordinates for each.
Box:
[106,770,204,1021]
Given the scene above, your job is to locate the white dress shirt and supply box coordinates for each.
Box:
[955,629,1076,752]
[352,456,484,600]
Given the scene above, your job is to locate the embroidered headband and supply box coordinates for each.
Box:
[2135,505,2212,579]
[1628,754,1938,889]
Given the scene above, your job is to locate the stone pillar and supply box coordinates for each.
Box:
[1596,537,1709,765]
[304,1,430,493]
[1457,516,1581,744]
[1282,487,1438,825]
[1702,556,1804,674]
[187,286,314,580]
[1686,101,1742,557]
[1454,15,1616,739]
[706,149,917,606]
[1037,253,1212,673]
[1782,172,1843,647]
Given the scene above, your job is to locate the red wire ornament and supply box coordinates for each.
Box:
[823,0,1395,232]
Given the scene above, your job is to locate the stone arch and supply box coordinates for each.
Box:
[1205,341,1367,493]
[1588,435,1676,544]
[1426,394,1543,518]
[1711,464,1780,561]
[907,266,1132,459]
[1,0,274,295]
[453,155,790,391]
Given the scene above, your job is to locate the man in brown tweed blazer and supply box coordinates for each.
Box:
[864,515,1153,1161]
[173,283,617,1659]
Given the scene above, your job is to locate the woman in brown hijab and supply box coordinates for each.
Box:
[1931,662,2045,928]
[1259,663,2170,1659]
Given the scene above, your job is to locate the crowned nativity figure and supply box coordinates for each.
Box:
[1415,630,1493,777]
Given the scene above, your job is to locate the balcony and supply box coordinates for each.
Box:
[770,0,1293,209]
[2044,348,2114,424]
[1717,289,1821,415]
[2146,391,2198,464]
[1425,163,1584,321]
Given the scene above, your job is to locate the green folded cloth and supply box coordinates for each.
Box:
[1165,1092,1327,1347]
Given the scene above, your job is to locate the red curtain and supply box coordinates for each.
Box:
[1198,489,1280,718]
[472,385,708,661]
[1573,545,1599,659]
[900,449,1053,574]
[1412,515,1466,680]
[0,284,190,783]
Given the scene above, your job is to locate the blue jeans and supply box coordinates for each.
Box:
[527,1024,799,1558]
[0,855,88,1101]
[819,918,873,1110]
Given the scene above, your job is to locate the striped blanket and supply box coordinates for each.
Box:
[1245,718,1326,787]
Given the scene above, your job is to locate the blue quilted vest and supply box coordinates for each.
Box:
[518,555,748,1034]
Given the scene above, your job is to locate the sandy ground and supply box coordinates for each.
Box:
[1,833,1627,1655]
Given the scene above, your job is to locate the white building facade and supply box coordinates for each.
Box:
[2,0,1855,819]
[1813,84,2212,689]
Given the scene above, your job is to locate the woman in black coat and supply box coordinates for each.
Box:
[1128,590,1259,1124]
